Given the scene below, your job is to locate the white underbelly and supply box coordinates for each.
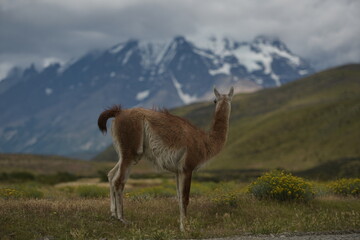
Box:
[143,122,186,172]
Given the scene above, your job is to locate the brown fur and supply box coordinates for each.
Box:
[98,87,234,231]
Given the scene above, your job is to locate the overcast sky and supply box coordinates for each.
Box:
[0,0,359,79]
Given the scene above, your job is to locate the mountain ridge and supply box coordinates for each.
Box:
[0,35,314,158]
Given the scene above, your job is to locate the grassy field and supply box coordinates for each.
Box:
[0,177,359,240]
[1,65,360,239]
[94,64,360,175]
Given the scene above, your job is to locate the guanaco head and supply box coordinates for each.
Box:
[213,86,234,105]
[213,86,234,116]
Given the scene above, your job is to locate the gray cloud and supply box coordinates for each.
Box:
[0,0,359,73]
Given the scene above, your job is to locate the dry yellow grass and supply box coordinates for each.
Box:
[55,177,163,190]
[1,194,359,240]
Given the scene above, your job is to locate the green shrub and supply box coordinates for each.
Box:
[0,172,9,181]
[0,171,36,182]
[311,182,331,197]
[76,185,108,198]
[211,190,240,207]
[0,171,79,185]
[20,186,44,198]
[210,182,243,207]
[190,181,218,196]
[97,170,109,182]
[328,178,360,197]
[36,172,79,185]
[248,170,314,201]
[338,161,360,179]
[11,171,35,181]
[0,186,43,199]
[58,186,76,196]
[0,188,23,199]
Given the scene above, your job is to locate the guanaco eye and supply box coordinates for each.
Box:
[214,99,217,104]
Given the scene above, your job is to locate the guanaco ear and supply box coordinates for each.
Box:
[228,86,234,99]
[214,87,221,99]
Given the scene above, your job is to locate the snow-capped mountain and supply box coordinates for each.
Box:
[0,36,314,158]
[194,36,311,87]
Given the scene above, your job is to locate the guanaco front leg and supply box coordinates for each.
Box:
[177,170,192,231]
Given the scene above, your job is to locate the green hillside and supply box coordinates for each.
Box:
[94,64,360,173]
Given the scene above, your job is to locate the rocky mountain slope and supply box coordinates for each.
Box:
[0,36,314,158]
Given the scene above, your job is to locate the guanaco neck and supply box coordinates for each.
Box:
[207,100,231,158]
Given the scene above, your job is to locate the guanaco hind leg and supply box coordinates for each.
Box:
[108,162,120,218]
[112,158,132,223]
[110,114,143,222]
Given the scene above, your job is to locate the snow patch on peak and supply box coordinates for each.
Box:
[171,76,198,104]
[255,43,300,66]
[157,40,179,73]
[4,129,17,141]
[43,57,64,68]
[0,63,13,81]
[190,35,301,73]
[136,90,150,101]
[122,49,133,65]
[209,63,231,75]
[25,137,37,147]
[299,69,309,75]
[45,88,53,95]
[254,35,278,44]
[188,35,230,56]
[138,40,170,69]
[80,141,93,151]
[58,57,78,74]
[232,45,271,73]
[110,43,126,54]
[270,73,281,87]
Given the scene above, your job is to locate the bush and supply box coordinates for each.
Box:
[211,190,240,207]
[0,172,36,182]
[0,171,79,185]
[10,171,35,181]
[97,170,109,182]
[0,186,43,199]
[76,185,108,198]
[328,178,360,197]
[36,172,79,185]
[0,188,23,199]
[20,186,44,198]
[190,181,218,196]
[338,161,360,179]
[0,173,9,181]
[210,182,242,207]
[248,170,314,201]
